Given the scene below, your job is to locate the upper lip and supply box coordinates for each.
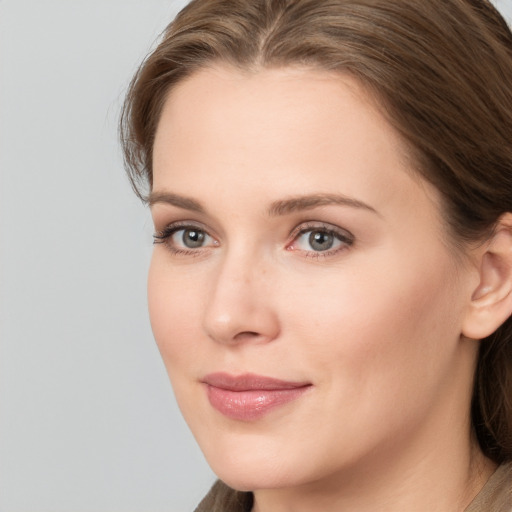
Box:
[202,372,311,391]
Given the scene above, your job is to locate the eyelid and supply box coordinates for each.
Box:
[154,219,214,238]
[289,221,354,242]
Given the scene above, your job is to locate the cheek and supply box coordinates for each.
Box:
[147,255,205,370]
[284,247,464,399]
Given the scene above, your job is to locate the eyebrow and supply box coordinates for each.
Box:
[148,191,379,217]
[268,193,380,217]
[148,191,205,213]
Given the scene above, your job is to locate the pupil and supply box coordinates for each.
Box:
[309,231,333,251]
[183,229,205,248]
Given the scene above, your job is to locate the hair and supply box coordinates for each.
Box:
[120,0,512,509]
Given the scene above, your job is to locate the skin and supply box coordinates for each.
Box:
[149,66,497,512]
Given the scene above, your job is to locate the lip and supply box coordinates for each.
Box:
[202,372,312,421]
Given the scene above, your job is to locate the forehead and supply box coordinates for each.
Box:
[154,65,399,160]
[152,65,440,224]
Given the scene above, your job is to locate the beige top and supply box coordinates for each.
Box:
[465,462,512,512]
[197,463,512,512]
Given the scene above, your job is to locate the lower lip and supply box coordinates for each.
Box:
[206,385,310,421]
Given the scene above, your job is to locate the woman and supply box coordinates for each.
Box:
[120,0,512,510]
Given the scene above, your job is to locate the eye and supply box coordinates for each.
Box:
[288,224,354,255]
[153,224,217,253]
[172,227,210,249]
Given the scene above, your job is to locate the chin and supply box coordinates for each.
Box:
[199,436,321,492]
[212,463,296,493]
[204,444,280,488]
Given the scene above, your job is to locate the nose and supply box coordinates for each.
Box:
[202,251,280,346]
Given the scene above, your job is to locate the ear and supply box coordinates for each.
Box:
[462,213,512,340]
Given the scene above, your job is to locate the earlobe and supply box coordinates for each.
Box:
[462,214,512,340]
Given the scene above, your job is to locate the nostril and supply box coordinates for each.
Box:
[233,331,261,342]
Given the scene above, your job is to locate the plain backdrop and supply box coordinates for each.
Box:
[1,1,511,511]
[0,2,214,512]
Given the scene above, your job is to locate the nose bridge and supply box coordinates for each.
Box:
[202,244,279,345]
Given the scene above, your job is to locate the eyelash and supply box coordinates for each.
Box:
[153,221,354,258]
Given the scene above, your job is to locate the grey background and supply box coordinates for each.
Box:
[1,1,511,511]
[0,2,214,511]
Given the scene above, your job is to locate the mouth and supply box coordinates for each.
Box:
[202,372,312,421]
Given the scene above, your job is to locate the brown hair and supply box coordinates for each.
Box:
[120,0,512,508]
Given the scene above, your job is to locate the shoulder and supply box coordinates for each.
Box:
[465,462,512,512]
[195,480,253,512]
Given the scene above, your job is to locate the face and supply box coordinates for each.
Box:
[149,66,478,493]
